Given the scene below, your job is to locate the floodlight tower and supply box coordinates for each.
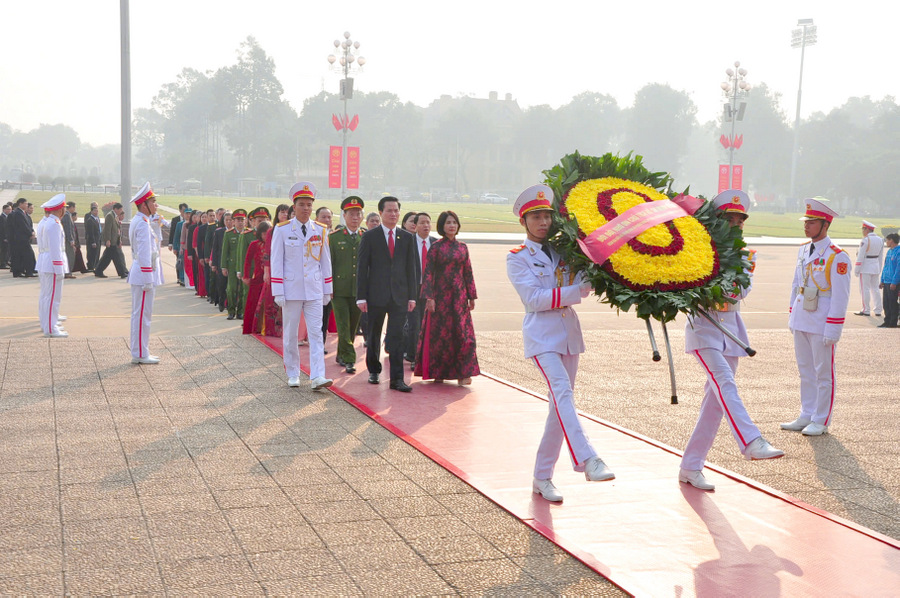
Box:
[327,31,366,199]
[789,18,817,200]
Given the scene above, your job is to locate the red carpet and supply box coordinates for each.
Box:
[255,332,900,596]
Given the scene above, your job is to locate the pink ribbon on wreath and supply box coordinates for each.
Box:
[576,194,703,265]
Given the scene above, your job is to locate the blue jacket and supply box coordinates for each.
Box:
[882,246,900,285]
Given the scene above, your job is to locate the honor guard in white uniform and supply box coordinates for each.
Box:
[150,213,167,285]
[37,195,69,337]
[128,182,164,364]
[507,184,614,503]
[271,181,334,390]
[679,190,783,491]
[782,198,852,436]
[853,220,884,317]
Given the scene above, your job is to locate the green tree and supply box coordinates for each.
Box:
[623,84,697,177]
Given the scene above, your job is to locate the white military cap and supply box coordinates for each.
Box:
[513,184,554,218]
[42,194,66,211]
[712,189,750,217]
[290,181,317,201]
[862,220,876,229]
[131,182,155,205]
[799,197,839,223]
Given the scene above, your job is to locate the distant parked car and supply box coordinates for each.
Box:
[480,193,509,204]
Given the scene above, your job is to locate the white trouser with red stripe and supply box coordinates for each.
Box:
[681,349,760,471]
[532,352,597,480]
[859,273,882,314]
[282,299,324,380]
[130,285,155,359]
[38,272,64,334]
[793,330,836,426]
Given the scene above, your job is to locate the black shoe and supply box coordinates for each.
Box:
[94,272,108,278]
[877,323,897,328]
[227,314,235,320]
[368,373,379,384]
[389,380,412,393]
[403,354,415,363]
[345,364,356,374]
[854,311,870,316]
[219,304,225,312]
[119,275,128,279]
[335,356,346,367]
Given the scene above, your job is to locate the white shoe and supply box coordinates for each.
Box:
[57,315,67,322]
[679,468,715,491]
[310,376,333,391]
[780,416,811,431]
[584,456,615,482]
[44,330,69,338]
[532,478,563,502]
[801,422,829,436]
[131,355,160,364]
[288,376,301,387]
[743,437,785,460]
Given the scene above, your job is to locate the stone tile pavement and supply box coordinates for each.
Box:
[0,336,624,596]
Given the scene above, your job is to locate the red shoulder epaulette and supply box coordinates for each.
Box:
[276,220,291,227]
[830,243,844,253]
[509,244,526,254]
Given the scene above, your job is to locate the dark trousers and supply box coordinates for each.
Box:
[0,240,8,268]
[86,243,100,270]
[95,244,127,276]
[403,301,425,360]
[321,302,333,342]
[883,284,899,327]
[10,240,35,276]
[366,300,407,382]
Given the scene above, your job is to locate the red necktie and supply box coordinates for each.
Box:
[388,229,394,258]
[421,239,428,274]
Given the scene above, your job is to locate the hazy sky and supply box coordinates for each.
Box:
[3,1,896,146]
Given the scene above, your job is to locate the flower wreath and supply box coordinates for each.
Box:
[544,151,751,322]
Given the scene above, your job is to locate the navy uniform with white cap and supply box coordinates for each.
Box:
[271,181,334,390]
[782,197,852,436]
[506,184,614,503]
[679,190,783,491]
[853,219,884,316]
[36,194,69,337]
[128,182,163,364]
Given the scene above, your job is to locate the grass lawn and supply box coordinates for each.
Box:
[15,190,896,238]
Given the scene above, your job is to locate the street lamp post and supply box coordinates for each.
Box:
[327,31,366,200]
[789,19,817,201]
[720,61,750,186]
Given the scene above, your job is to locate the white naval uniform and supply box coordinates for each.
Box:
[506,239,597,480]
[788,237,852,427]
[150,215,167,285]
[854,232,884,315]
[128,213,163,359]
[36,214,68,335]
[681,252,760,471]
[271,218,333,379]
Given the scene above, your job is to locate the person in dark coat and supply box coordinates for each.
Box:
[9,198,37,277]
[0,202,11,269]
[94,203,128,278]
[62,202,78,278]
[84,202,102,270]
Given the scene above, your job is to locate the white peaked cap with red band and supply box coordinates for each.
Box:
[513,184,554,218]
[712,189,750,216]
[799,197,839,223]
[289,181,317,201]
[131,182,155,205]
[862,220,876,230]
[42,194,66,212]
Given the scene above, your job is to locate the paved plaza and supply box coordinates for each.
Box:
[0,241,897,595]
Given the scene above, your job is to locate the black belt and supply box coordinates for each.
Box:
[865,255,879,258]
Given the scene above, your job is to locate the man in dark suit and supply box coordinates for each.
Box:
[356,196,418,392]
[8,198,36,277]
[84,202,102,270]
[94,203,128,278]
[0,202,11,269]
[62,201,77,278]
[404,212,439,365]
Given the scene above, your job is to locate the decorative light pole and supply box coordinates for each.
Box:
[720,61,750,189]
[789,18,817,200]
[327,31,365,199]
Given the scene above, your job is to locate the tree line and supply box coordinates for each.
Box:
[2,36,897,215]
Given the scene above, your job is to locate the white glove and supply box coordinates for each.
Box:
[823,336,839,346]
[274,296,285,307]
[323,294,332,306]
[579,281,592,298]
[142,283,153,291]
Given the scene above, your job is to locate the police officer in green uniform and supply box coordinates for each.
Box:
[235,207,270,318]
[222,208,248,320]
[330,196,365,373]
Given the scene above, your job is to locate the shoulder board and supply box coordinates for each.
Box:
[830,243,844,253]
[334,224,346,231]
[509,244,526,254]
[314,221,328,229]
[276,220,291,227]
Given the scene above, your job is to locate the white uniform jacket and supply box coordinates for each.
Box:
[507,239,585,359]
[270,218,333,301]
[127,213,163,287]
[788,236,852,339]
[36,215,68,275]
[686,251,754,357]
[854,233,884,276]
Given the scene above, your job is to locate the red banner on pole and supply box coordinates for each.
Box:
[718,165,730,193]
[731,164,743,190]
[346,147,360,190]
[328,146,342,189]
